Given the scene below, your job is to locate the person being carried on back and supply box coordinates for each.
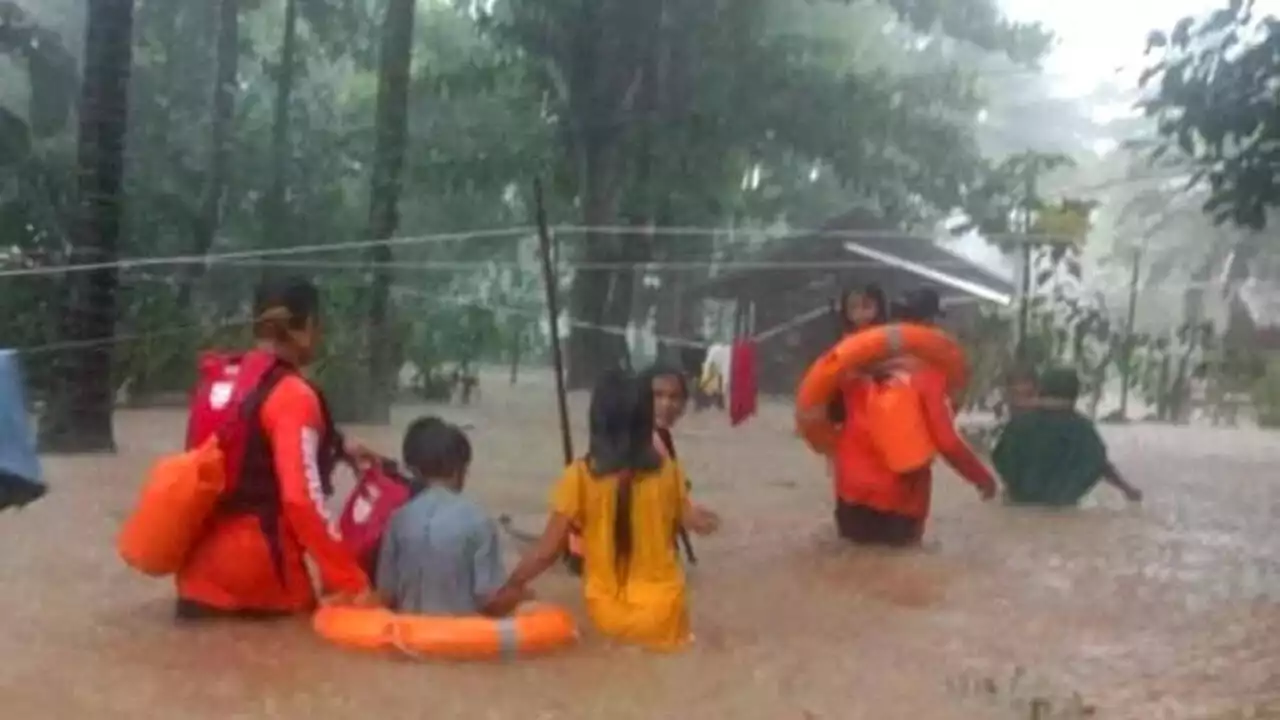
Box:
[832,288,996,546]
[375,417,527,617]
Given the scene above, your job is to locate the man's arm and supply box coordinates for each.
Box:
[918,373,997,498]
[488,512,573,612]
[262,379,370,597]
[1101,461,1143,502]
[488,464,583,609]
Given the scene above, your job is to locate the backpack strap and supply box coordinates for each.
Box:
[302,376,343,498]
[216,358,295,584]
[238,360,294,425]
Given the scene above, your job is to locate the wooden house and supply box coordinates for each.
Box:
[682,210,1015,395]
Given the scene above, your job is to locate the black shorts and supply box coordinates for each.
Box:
[834,501,922,547]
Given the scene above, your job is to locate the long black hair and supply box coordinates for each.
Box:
[586,370,662,578]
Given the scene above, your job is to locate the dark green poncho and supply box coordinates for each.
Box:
[992,406,1110,507]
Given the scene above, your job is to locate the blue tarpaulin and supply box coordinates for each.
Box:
[0,350,45,511]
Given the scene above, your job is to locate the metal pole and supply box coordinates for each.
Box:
[533,179,574,465]
[1015,166,1037,361]
[1117,245,1143,419]
[508,243,522,385]
[1016,243,1033,360]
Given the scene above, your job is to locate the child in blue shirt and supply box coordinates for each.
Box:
[376,417,524,616]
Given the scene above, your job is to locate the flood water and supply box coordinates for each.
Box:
[1,374,1277,719]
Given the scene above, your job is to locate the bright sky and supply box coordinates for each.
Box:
[1003,0,1226,96]
[950,1,1279,282]
[946,1,1217,280]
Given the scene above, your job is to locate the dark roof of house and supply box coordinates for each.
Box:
[684,209,1014,305]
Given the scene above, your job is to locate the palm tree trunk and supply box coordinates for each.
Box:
[38,0,135,453]
[179,0,238,309]
[361,0,416,423]
[263,0,299,249]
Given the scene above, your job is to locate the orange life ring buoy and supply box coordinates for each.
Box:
[794,323,968,455]
[313,603,579,661]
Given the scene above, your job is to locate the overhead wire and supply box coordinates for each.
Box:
[0,222,1113,279]
[8,251,1258,358]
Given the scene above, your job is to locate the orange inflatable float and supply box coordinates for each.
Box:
[313,603,579,661]
[794,322,968,455]
[117,437,228,576]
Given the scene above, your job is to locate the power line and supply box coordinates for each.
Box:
[0,226,533,279]
[211,257,1008,272]
[0,165,1219,283]
[550,224,1084,244]
[0,224,1078,278]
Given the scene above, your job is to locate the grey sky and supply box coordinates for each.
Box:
[1004,0,1267,94]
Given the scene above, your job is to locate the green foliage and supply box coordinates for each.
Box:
[877,0,1054,65]
[1253,357,1280,428]
[113,278,201,400]
[0,2,79,285]
[11,0,1078,414]
[405,301,500,374]
[958,151,1076,244]
[310,279,374,422]
[0,2,78,152]
[476,0,1058,378]
[1140,0,1280,229]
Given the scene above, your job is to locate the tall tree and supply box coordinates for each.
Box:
[263,0,300,247]
[483,0,1052,386]
[38,0,134,452]
[179,0,240,309]
[484,0,667,386]
[1140,0,1280,231]
[0,2,78,166]
[362,0,417,423]
[1138,0,1279,351]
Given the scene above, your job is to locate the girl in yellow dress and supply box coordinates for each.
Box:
[492,370,720,651]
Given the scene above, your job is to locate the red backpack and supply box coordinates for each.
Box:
[185,351,283,450]
[337,459,422,578]
[184,350,301,499]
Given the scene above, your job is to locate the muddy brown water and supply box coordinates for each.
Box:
[1,375,1277,719]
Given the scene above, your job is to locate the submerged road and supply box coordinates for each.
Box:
[1,389,1276,719]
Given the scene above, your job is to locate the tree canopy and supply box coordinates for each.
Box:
[1140,0,1280,230]
[2,0,1079,447]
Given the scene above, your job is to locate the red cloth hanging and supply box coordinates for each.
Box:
[728,338,758,426]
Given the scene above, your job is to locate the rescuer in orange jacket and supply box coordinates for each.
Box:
[175,277,377,619]
[832,289,996,545]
